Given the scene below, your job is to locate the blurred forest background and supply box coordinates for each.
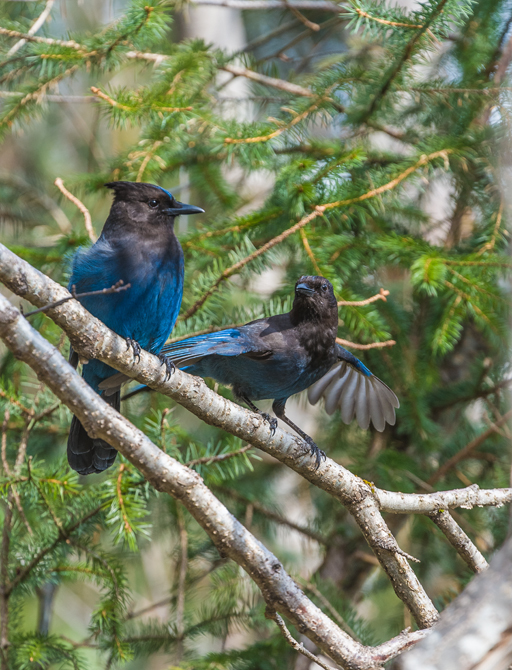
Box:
[0,0,511,667]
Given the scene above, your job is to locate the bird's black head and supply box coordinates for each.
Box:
[291,275,338,323]
[102,181,204,238]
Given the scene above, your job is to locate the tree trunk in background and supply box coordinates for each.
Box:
[395,534,512,670]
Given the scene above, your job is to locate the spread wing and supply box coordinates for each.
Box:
[99,326,271,395]
[307,345,399,432]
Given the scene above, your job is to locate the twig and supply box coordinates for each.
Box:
[337,288,389,306]
[221,63,314,98]
[300,228,322,274]
[0,390,32,417]
[90,86,192,114]
[477,197,504,255]
[6,0,55,57]
[116,464,133,534]
[23,281,130,317]
[0,493,12,670]
[224,102,319,144]
[183,0,340,9]
[54,177,96,242]
[182,150,451,320]
[0,412,10,477]
[348,6,439,43]
[186,444,253,467]
[300,580,359,639]
[175,504,188,661]
[217,486,329,545]
[283,0,320,31]
[0,64,80,129]
[336,337,396,350]
[266,608,340,670]
[0,26,82,50]
[428,510,488,573]
[428,408,512,486]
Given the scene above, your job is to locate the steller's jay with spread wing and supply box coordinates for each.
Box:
[67,181,203,475]
[116,276,399,467]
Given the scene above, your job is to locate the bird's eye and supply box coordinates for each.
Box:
[321,284,328,292]
[148,199,159,209]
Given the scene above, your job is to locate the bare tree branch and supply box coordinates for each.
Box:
[0,291,429,669]
[0,243,440,627]
[1,245,511,625]
[428,510,488,573]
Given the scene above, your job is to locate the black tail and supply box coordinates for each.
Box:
[67,391,120,475]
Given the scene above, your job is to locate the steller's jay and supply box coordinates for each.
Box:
[115,276,399,467]
[67,181,203,475]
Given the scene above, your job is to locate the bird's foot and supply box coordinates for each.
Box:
[261,413,278,436]
[158,353,175,381]
[304,437,326,470]
[126,338,142,362]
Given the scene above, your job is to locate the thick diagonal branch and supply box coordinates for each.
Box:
[0,293,429,669]
[0,243,439,627]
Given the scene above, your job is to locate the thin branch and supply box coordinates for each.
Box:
[221,63,314,98]
[0,26,82,50]
[0,412,10,477]
[428,510,488,573]
[266,608,340,670]
[0,64,80,128]
[217,486,329,545]
[336,337,396,350]
[54,178,96,242]
[337,288,389,306]
[116,464,133,535]
[175,504,188,661]
[300,580,359,639]
[0,390,32,417]
[186,444,253,467]
[23,281,130,317]
[224,102,319,144]
[428,408,512,486]
[300,228,322,274]
[477,197,504,255]
[6,0,55,57]
[185,0,341,9]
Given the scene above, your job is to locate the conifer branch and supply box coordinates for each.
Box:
[0,27,83,50]
[182,150,452,319]
[362,0,450,120]
[5,0,56,57]
[337,288,389,306]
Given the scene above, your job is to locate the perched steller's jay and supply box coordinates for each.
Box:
[152,276,399,466]
[67,181,203,475]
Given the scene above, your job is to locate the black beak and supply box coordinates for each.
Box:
[296,282,315,296]
[165,200,204,216]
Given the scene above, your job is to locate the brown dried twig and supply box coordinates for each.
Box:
[54,178,96,242]
[23,281,130,318]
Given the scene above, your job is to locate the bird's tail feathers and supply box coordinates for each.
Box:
[67,390,120,475]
